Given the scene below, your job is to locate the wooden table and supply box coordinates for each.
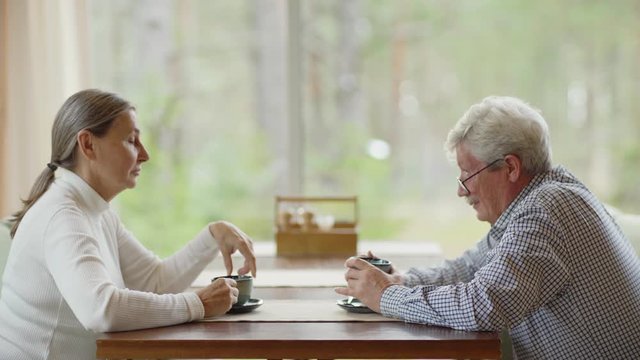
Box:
[96,253,501,359]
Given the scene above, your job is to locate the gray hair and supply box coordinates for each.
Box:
[10,89,133,238]
[444,96,552,175]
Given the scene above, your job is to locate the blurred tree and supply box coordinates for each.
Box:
[88,0,640,257]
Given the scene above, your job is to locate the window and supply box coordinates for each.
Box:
[89,0,640,257]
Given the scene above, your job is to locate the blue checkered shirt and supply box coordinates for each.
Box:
[380,166,640,359]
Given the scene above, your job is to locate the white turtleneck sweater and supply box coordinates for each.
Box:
[0,168,218,359]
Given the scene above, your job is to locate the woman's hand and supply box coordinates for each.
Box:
[196,277,239,317]
[208,221,257,277]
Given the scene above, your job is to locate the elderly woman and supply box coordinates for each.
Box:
[0,89,257,359]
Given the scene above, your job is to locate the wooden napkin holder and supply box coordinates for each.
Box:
[275,196,358,256]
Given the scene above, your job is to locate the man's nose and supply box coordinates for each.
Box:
[457,183,468,197]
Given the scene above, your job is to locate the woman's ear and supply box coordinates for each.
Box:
[504,154,523,183]
[76,130,96,160]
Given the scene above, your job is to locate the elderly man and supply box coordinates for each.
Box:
[337,96,640,359]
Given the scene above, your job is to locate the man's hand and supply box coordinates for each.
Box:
[334,257,396,313]
[208,221,257,277]
[362,250,406,284]
[196,277,239,317]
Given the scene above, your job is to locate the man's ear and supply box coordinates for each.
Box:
[76,130,96,160]
[504,154,523,183]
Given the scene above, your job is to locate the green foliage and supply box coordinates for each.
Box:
[305,123,400,239]
[612,143,640,211]
[91,0,640,258]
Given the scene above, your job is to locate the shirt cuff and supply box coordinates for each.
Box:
[380,284,415,319]
[184,291,205,321]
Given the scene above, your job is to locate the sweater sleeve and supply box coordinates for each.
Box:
[110,211,218,294]
[43,207,206,333]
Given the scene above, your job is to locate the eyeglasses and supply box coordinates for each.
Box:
[457,158,504,195]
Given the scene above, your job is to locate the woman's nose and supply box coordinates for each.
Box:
[138,143,150,162]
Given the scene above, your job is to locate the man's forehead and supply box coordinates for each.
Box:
[455,143,479,167]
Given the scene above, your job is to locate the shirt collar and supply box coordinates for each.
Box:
[55,167,110,215]
[489,165,565,240]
